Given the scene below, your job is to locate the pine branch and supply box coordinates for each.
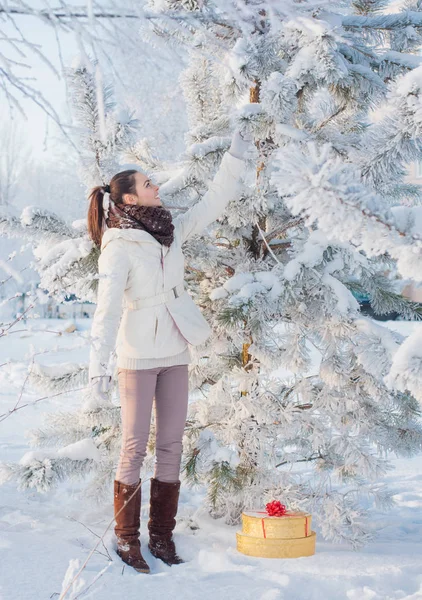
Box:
[21,207,78,239]
[342,11,422,30]
[215,302,252,329]
[181,448,201,484]
[370,289,422,320]
[275,452,325,469]
[207,461,248,510]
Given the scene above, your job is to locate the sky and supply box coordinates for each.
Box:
[0,4,190,174]
[1,13,79,157]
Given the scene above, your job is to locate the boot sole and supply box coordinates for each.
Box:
[134,567,151,573]
[116,550,151,573]
[148,544,184,566]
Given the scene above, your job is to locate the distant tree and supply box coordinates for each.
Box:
[0,121,32,207]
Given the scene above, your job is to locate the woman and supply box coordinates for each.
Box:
[87,128,250,574]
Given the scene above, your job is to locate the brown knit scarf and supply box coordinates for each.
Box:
[106,201,174,247]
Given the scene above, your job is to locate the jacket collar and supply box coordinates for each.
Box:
[101,227,160,250]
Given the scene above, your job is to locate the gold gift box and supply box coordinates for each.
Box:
[236,510,316,559]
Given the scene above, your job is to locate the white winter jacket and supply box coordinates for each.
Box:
[88,150,246,379]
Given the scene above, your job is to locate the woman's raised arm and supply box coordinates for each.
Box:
[173,129,251,245]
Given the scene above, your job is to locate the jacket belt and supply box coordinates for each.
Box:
[125,282,185,310]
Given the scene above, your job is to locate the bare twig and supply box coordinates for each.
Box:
[67,517,112,561]
[0,302,36,335]
[256,222,281,264]
[0,7,138,20]
[264,218,304,243]
[275,453,324,468]
[0,386,87,423]
[59,478,151,600]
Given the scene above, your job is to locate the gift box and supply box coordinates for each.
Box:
[236,500,316,558]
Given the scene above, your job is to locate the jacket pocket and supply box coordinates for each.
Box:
[165,291,212,346]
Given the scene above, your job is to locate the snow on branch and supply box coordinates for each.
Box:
[0,207,76,242]
[271,141,422,281]
[380,50,422,70]
[356,65,422,191]
[378,50,422,81]
[67,63,139,186]
[21,206,78,239]
[342,11,422,30]
[385,327,422,404]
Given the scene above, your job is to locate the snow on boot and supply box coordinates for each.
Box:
[114,479,150,573]
[147,477,185,566]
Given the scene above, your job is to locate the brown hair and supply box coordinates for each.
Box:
[87,170,138,247]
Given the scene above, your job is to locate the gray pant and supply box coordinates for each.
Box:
[115,365,189,485]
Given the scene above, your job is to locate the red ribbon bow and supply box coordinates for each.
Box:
[254,500,309,538]
[265,500,287,516]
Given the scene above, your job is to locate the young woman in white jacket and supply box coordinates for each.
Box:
[86,129,250,574]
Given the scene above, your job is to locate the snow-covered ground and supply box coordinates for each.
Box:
[1,318,421,600]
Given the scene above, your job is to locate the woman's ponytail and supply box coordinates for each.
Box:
[87,186,107,247]
[87,171,138,248]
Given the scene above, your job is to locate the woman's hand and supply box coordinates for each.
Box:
[228,128,253,160]
[89,375,112,403]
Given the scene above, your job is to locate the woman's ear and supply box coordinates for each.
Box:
[122,193,137,205]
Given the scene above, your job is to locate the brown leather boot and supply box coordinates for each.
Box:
[147,477,185,566]
[114,479,150,573]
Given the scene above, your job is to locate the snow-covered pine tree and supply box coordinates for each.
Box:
[136,0,422,547]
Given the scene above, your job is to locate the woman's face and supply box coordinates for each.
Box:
[123,172,161,207]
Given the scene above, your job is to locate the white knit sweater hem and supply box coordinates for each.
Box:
[117,346,191,370]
